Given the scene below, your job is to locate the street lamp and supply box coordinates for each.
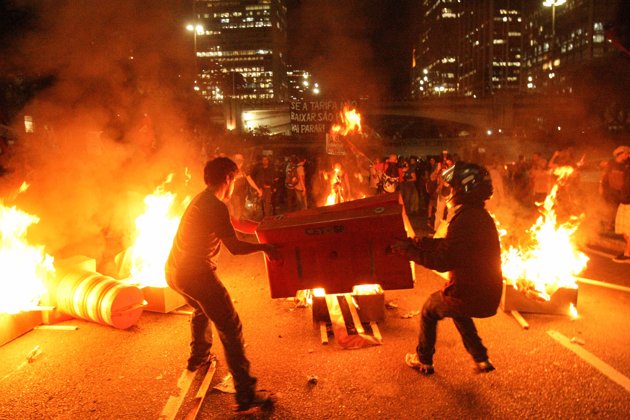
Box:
[185,23,204,54]
[543,0,566,62]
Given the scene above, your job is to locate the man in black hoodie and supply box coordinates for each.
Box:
[392,162,502,375]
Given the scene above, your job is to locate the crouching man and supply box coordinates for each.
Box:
[391,162,502,375]
[165,157,280,412]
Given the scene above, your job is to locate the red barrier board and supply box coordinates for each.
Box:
[256,194,414,298]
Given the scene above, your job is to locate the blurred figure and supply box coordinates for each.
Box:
[600,146,629,233]
[369,156,386,195]
[434,154,454,233]
[383,154,401,193]
[529,154,551,205]
[392,162,502,375]
[400,157,420,216]
[612,146,630,263]
[250,155,277,218]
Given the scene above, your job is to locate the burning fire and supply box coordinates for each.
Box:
[0,188,55,314]
[124,173,191,288]
[499,166,588,302]
[331,106,362,136]
[325,107,363,206]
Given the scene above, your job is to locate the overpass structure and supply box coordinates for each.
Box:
[365,94,590,133]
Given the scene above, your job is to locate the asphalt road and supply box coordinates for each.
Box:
[0,246,629,419]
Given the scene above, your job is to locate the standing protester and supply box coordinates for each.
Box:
[165,157,280,412]
[250,155,277,218]
[392,162,502,375]
[613,146,630,263]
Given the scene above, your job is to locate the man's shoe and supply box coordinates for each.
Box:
[612,254,630,263]
[405,353,434,375]
[475,359,495,373]
[235,390,276,413]
[186,353,217,372]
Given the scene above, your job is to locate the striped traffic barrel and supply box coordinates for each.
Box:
[55,270,145,329]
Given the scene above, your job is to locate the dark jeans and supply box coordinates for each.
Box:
[167,268,257,403]
[417,291,489,365]
[261,186,273,217]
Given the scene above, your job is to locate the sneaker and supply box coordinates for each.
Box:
[612,254,630,264]
[474,359,495,373]
[235,390,276,413]
[186,352,217,372]
[405,353,434,375]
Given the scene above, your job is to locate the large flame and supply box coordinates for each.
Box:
[331,106,362,136]
[125,173,191,287]
[324,107,362,206]
[0,186,55,314]
[499,166,588,301]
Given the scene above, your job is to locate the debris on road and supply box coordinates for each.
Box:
[401,310,420,319]
[213,373,235,394]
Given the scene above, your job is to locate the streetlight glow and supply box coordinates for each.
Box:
[543,0,566,6]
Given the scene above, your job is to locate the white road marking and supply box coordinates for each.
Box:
[547,329,630,393]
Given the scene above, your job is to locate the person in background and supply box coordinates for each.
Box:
[601,146,629,233]
[529,153,551,206]
[612,146,630,263]
[433,154,454,233]
[392,162,502,376]
[165,157,280,412]
[400,157,420,216]
[249,155,277,218]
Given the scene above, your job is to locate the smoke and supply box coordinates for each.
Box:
[289,0,415,101]
[2,0,207,266]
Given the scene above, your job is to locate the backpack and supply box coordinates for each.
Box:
[285,162,299,188]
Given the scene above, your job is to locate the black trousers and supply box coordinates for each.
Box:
[416,291,489,365]
[167,268,257,403]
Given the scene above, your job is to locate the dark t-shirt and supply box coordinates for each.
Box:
[166,188,236,272]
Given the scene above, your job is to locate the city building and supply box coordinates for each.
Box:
[458,0,524,98]
[522,0,623,94]
[287,68,319,101]
[191,0,288,104]
[412,0,462,98]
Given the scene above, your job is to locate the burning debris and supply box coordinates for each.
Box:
[497,166,589,317]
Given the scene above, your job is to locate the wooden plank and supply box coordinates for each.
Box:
[370,322,382,341]
[344,294,365,334]
[319,322,329,345]
[547,330,630,393]
[158,369,197,420]
[575,276,630,293]
[184,360,218,420]
[510,310,529,330]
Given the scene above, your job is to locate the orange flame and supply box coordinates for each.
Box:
[0,200,54,314]
[331,106,362,136]
[499,166,588,302]
[125,173,191,287]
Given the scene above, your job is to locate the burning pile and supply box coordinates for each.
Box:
[119,172,191,288]
[0,184,55,315]
[498,166,588,313]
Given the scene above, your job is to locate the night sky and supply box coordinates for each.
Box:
[287,0,418,100]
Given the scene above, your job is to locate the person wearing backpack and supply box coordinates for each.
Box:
[611,146,630,263]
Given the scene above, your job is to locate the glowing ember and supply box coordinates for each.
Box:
[352,284,383,295]
[0,200,54,314]
[499,166,588,301]
[125,173,191,287]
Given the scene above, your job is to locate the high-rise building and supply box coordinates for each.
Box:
[412,0,462,98]
[521,0,622,94]
[458,0,524,98]
[192,0,288,104]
